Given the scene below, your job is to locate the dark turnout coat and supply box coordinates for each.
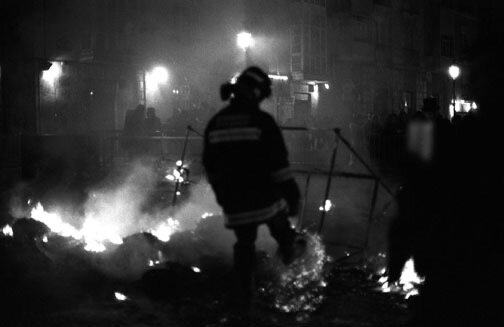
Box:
[203,100,300,228]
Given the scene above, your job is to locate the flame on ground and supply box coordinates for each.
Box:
[2,225,13,237]
[378,258,425,299]
[150,218,180,242]
[260,233,330,313]
[201,212,214,219]
[29,202,181,252]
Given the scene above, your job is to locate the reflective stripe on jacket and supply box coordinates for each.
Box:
[203,100,300,228]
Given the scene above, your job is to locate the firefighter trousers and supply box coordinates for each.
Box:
[231,210,297,307]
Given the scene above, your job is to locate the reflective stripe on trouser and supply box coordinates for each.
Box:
[224,199,288,227]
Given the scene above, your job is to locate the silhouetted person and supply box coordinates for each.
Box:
[144,107,162,136]
[389,90,503,325]
[397,108,408,133]
[203,67,302,315]
[122,104,146,158]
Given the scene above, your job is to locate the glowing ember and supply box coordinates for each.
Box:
[30,202,123,253]
[148,260,161,267]
[260,233,330,313]
[377,258,425,299]
[1,225,13,237]
[165,165,188,183]
[201,212,214,219]
[114,292,127,301]
[150,218,180,242]
[318,199,332,212]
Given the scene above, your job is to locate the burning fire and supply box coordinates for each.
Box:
[378,258,425,299]
[260,233,330,313]
[150,218,180,242]
[28,202,181,252]
[30,202,123,252]
[201,212,214,219]
[2,225,13,237]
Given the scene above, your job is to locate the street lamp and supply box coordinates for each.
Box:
[143,66,169,107]
[237,32,254,66]
[448,65,460,117]
[41,61,62,84]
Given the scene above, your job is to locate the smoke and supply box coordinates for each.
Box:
[81,162,159,238]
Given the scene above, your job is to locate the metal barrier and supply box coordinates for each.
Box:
[10,126,398,262]
[282,127,396,262]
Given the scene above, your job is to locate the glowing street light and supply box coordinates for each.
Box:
[143,66,169,107]
[41,61,62,84]
[146,66,169,92]
[448,65,460,118]
[237,32,254,66]
[448,65,460,80]
[237,32,254,51]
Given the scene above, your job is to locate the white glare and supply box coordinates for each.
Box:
[150,66,168,84]
[42,62,63,84]
[150,218,180,242]
[146,66,169,93]
[2,225,13,237]
[378,257,424,299]
[319,199,332,212]
[268,74,288,81]
[114,292,127,301]
[237,32,254,50]
[201,212,214,219]
[30,202,123,253]
[448,65,460,80]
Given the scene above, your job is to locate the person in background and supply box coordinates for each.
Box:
[144,107,162,136]
[122,104,146,158]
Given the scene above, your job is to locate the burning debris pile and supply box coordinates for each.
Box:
[365,252,425,300]
[0,163,414,325]
[258,233,330,314]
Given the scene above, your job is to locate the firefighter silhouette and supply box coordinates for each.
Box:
[203,67,303,312]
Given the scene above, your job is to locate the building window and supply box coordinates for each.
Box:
[441,35,454,57]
